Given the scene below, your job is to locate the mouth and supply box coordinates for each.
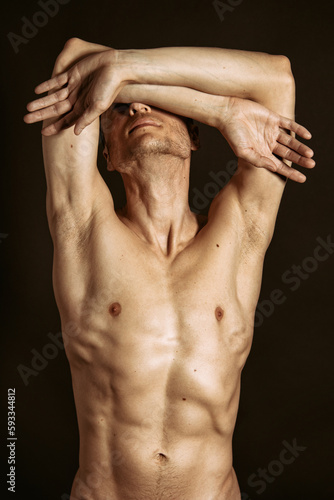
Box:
[128,120,161,135]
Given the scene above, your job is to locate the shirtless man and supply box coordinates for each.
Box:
[24,38,315,500]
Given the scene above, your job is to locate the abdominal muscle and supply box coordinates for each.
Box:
[66,304,249,500]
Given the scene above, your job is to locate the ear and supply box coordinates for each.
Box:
[189,124,201,151]
[103,145,115,171]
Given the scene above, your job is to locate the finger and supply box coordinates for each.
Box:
[277,131,314,158]
[74,100,108,135]
[34,72,69,94]
[272,160,306,183]
[41,117,71,136]
[23,100,73,124]
[26,87,70,112]
[274,144,316,169]
[41,107,80,136]
[240,149,307,183]
[41,118,67,136]
[279,117,312,140]
[240,149,283,177]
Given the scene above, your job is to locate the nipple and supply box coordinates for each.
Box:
[109,302,122,317]
[215,306,224,321]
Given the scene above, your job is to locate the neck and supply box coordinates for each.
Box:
[120,155,197,256]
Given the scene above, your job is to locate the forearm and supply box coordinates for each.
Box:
[117,46,291,107]
[115,83,229,127]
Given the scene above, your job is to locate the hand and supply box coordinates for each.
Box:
[218,97,315,183]
[23,49,124,136]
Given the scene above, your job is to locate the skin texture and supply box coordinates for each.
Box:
[64,106,250,500]
[23,38,315,500]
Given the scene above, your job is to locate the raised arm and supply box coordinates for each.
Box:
[118,46,314,247]
[25,38,115,243]
[117,79,314,242]
[25,43,313,185]
[23,44,301,135]
[120,46,288,103]
[114,82,313,182]
[25,41,315,249]
[205,57,314,253]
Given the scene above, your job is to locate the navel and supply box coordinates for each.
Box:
[155,452,168,465]
[215,306,224,321]
[109,302,122,317]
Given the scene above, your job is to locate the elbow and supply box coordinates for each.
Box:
[53,37,84,75]
[267,54,295,111]
[275,54,293,73]
[274,54,295,86]
[255,53,295,108]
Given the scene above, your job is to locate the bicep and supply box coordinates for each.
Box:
[206,162,286,310]
[208,157,286,252]
[42,116,100,203]
[229,157,287,245]
[42,62,115,240]
[42,40,115,212]
[42,111,115,235]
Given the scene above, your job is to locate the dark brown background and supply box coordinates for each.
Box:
[1,0,333,499]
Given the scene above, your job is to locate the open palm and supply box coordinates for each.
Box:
[219,97,315,182]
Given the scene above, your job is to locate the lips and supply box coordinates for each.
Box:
[128,119,161,134]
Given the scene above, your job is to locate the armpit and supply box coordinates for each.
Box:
[47,205,95,250]
[242,214,271,256]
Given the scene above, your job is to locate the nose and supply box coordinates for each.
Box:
[129,103,151,116]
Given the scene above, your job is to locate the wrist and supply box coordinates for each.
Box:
[115,49,148,84]
[215,96,233,132]
[117,48,171,87]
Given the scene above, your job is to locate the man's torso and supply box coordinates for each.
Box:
[53,208,262,500]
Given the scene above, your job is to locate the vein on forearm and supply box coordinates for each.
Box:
[119,47,284,105]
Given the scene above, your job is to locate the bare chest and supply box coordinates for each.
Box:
[63,241,253,373]
[58,238,255,439]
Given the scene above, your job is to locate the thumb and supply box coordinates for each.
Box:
[74,106,100,135]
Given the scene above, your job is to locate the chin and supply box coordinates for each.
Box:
[130,137,172,155]
[131,136,190,160]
